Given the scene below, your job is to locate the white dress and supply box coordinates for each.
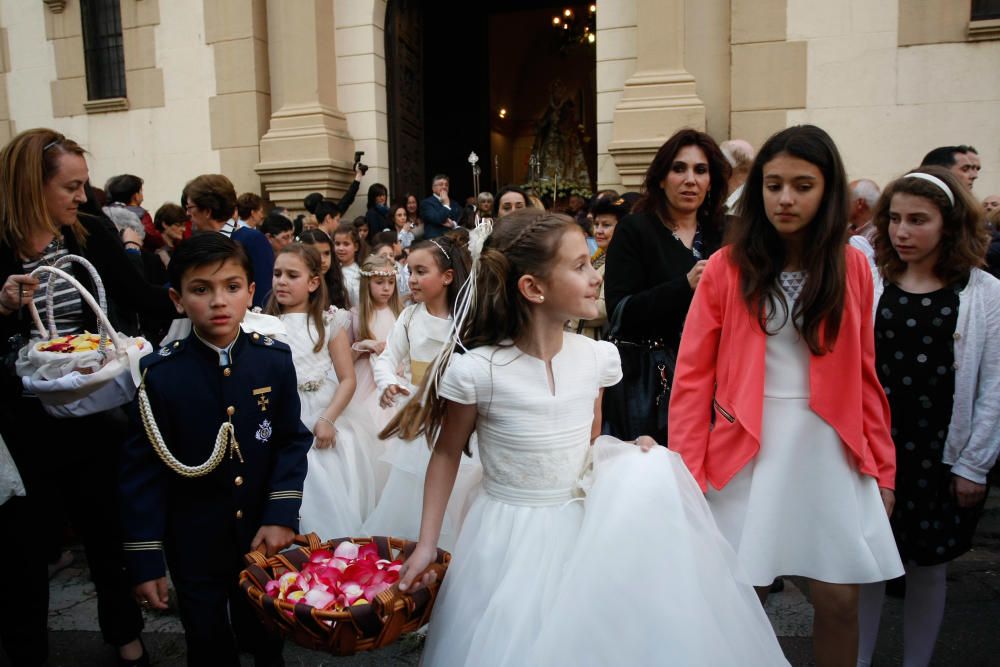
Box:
[281,310,377,541]
[361,304,481,551]
[342,262,361,309]
[706,274,903,585]
[350,305,400,491]
[423,333,789,667]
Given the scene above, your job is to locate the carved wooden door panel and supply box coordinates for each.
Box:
[386,0,425,201]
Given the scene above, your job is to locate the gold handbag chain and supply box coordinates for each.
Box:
[137,372,244,478]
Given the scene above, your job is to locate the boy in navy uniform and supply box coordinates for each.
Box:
[119,234,311,666]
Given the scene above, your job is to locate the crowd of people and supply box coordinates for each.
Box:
[0,123,997,667]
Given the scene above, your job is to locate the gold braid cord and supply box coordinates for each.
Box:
[138,380,244,478]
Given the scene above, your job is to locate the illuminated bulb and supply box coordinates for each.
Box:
[553,16,561,25]
[564,8,572,17]
[587,33,595,43]
[589,4,596,12]
[498,108,507,118]
[563,23,569,30]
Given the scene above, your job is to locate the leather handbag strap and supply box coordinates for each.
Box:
[607,295,631,340]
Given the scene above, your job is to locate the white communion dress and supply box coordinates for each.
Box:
[350,305,400,491]
[362,303,481,552]
[281,310,377,541]
[422,333,789,667]
[706,273,903,585]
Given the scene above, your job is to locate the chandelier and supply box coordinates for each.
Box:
[551,4,596,51]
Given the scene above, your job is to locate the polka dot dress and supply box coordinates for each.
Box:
[875,282,983,565]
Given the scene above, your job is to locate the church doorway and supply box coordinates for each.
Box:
[385,0,597,207]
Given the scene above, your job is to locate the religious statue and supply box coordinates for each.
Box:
[527,79,591,198]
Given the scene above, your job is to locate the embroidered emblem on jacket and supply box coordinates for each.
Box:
[256,419,272,443]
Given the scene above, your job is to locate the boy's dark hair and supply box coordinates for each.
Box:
[105,174,144,205]
[236,192,262,220]
[168,232,253,292]
[303,192,324,214]
[260,212,293,237]
[372,230,397,246]
[183,174,237,223]
[314,199,340,224]
[153,202,187,231]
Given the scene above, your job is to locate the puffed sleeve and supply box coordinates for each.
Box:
[594,340,623,388]
[438,352,479,405]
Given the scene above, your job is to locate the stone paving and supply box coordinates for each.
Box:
[3,494,998,666]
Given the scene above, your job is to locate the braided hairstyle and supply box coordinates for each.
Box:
[407,235,471,313]
[381,210,578,442]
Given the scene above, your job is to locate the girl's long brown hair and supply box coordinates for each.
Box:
[356,253,402,341]
[381,211,575,443]
[0,128,89,259]
[264,243,329,353]
[728,125,849,355]
[872,166,987,285]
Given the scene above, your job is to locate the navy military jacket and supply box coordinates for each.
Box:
[119,329,311,585]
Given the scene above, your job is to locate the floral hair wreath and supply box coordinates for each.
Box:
[359,267,397,278]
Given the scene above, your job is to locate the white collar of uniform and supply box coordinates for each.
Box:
[218,219,237,238]
[193,328,239,365]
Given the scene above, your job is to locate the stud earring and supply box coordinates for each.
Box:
[538,295,545,303]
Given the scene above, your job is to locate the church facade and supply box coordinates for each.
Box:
[0,0,997,212]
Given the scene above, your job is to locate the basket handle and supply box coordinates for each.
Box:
[43,254,110,349]
[26,264,124,353]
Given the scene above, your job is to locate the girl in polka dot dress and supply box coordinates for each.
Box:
[857,167,1000,667]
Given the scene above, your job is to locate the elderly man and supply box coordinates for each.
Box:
[848,179,880,240]
[720,139,755,214]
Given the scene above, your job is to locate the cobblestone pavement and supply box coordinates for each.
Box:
[3,495,998,666]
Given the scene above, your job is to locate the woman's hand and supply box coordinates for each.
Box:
[951,475,987,508]
[0,274,39,314]
[634,435,657,452]
[372,340,386,355]
[879,487,895,517]
[398,542,439,593]
[686,260,708,291]
[313,417,337,449]
[380,384,410,408]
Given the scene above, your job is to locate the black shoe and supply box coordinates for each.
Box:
[117,638,150,667]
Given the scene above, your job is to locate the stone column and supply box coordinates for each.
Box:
[606,0,705,187]
[256,0,355,210]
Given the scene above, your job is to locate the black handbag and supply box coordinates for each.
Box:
[601,296,676,446]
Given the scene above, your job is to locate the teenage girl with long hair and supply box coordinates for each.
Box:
[857,167,1000,667]
[299,228,349,309]
[669,125,904,667]
[266,244,375,538]
[394,210,787,665]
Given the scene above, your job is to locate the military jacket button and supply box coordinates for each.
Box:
[223,368,232,377]
[235,476,244,486]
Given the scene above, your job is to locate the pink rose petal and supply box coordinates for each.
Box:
[304,588,337,610]
[357,543,379,561]
[333,541,359,560]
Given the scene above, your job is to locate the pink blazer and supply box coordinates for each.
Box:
[668,245,895,492]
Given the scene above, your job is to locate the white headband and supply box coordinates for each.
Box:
[903,172,954,206]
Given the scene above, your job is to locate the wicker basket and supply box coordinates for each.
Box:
[240,534,450,655]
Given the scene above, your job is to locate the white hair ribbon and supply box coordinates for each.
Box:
[903,172,955,206]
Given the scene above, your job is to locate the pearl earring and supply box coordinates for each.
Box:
[538,296,545,303]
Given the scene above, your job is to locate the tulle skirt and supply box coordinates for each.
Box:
[298,391,378,541]
[422,437,789,667]
[350,355,398,492]
[361,434,481,552]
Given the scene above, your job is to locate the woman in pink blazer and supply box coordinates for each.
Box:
[669,125,903,667]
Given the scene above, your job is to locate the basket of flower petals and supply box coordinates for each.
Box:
[15,255,151,417]
[240,533,450,655]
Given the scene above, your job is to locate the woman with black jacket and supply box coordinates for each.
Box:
[0,128,173,666]
[602,128,730,446]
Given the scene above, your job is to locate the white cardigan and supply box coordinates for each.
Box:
[872,267,1000,484]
